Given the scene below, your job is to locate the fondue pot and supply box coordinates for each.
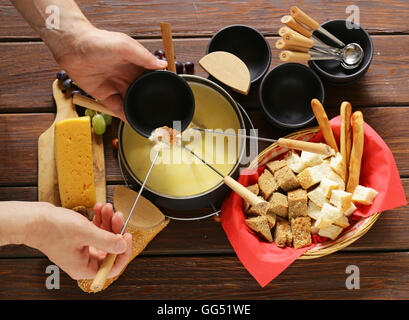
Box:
[118,75,251,214]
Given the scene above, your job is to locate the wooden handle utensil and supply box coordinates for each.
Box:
[290,6,320,31]
[280,50,311,62]
[311,98,339,152]
[90,253,117,291]
[73,94,117,118]
[277,138,334,156]
[281,15,313,38]
[282,31,314,48]
[275,39,309,53]
[160,22,176,73]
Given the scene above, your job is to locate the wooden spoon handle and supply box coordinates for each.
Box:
[160,22,176,73]
[275,39,309,53]
[282,31,314,48]
[281,15,313,38]
[280,50,311,62]
[290,6,320,30]
[73,94,117,118]
[90,253,117,292]
[224,176,264,207]
[277,138,334,156]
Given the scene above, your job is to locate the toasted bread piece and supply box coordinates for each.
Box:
[307,186,329,208]
[258,169,279,200]
[274,165,301,192]
[243,184,259,213]
[247,197,269,216]
[285,151,306,173]
[307,200,321,220]
[330,152,346,182]
[266,213,276,229]
[300,150,324,168]
[320,178,340,199]
[352,185,379,205]
[266,160,287,174]
[291,217,312,249]
[274,217,293,247]
[334,215,350,229]
[318,224,343,240]
[288,188,308,219]
[343,202,357,217]
[268,192,288,218]
[246,216,273,242]
[314,203,343,229]
[330,190,353,212]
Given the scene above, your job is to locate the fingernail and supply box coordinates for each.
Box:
[157,59,167,67]
[114,238,126,253]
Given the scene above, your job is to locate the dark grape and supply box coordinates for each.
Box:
[184,61,195,74]
[62,78,73,89]
[154,49,165,59]
[175,61,184,74]
[57,70,68,81]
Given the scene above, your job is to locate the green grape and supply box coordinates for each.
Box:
[102,113,113,126]
[85,109,96,118]
[92,114,106,135]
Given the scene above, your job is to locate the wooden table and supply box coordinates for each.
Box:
[0,0,408,300]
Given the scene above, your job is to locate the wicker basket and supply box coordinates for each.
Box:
[249,126,381,259]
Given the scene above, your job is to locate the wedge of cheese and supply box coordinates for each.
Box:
[55,116,96,209]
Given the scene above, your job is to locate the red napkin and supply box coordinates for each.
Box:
[221,116,407,287]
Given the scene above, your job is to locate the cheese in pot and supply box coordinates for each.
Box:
[121,81,243,197]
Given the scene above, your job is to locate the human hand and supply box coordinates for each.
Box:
[27,202,132,280]
[55,27,167,121]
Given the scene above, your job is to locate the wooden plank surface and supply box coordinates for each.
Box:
[1,0,409,39]
[1,36,409,112]
[1,252,409,299]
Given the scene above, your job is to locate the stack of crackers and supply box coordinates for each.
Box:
[244,100,378,249]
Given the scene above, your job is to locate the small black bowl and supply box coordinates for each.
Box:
[309,19,374,84]
[124,70,195,138]
[259,63,324,129]
[207,25,271,83]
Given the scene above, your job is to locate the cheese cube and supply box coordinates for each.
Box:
[334,215,350,229]
[318,224,343,240]
[314,203,342,229]
[330,190,353,212]
[352,185,379,205]
[343,202,357,217]
[300,150,323,168]
[55,116,96,209]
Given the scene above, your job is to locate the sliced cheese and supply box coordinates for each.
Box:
[55,116,96,209]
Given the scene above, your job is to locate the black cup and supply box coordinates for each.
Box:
[124,70,195,138]
[309,19,374,84]
[259,63,324,129]
[207,25,271,83]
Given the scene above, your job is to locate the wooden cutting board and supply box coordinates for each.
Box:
[38,79,106,206]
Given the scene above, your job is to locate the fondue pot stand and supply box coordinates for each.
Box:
[118,75,254,220]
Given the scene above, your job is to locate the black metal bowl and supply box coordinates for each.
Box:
[124,70,195,137]
[119,75,246,212]
[207,25,271,83]
[308,19,374,84]
[259,63,324,129]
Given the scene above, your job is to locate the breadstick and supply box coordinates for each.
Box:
[311,99,339,152]
[346,111,364,193]
[340,101,352,182]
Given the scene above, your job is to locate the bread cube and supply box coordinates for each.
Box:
[268,192,288,218]
[330,190,353,212]
[307,186,329,208]
[246,216,273,242]
[314,203,343,229]
[311,224,320,234]
[285,151,306,173]
[320,178,340,199]
[330,152,346,182]
[258,169,279,200]
[288,188,308,219]
[266,213,276,229]
[300,150,323,168]
[247,198,269,216]
[243,184,259,213]
[274,217,292,247]
[307,200,321,220]
[291,217,312,249]
[334,215,350,229]
[318,224,343,240]
[343,202,357,217]
[352,185,379,205]
[274,165,301,192]
[297,162,332,189]
[266,160,287,174]
[326,170,345,191]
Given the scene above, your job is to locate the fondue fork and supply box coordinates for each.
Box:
[192,128,333,156]
[90,150,160,292]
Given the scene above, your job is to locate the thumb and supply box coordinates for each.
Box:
[125,39,168,70]
[81,223,127,254]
